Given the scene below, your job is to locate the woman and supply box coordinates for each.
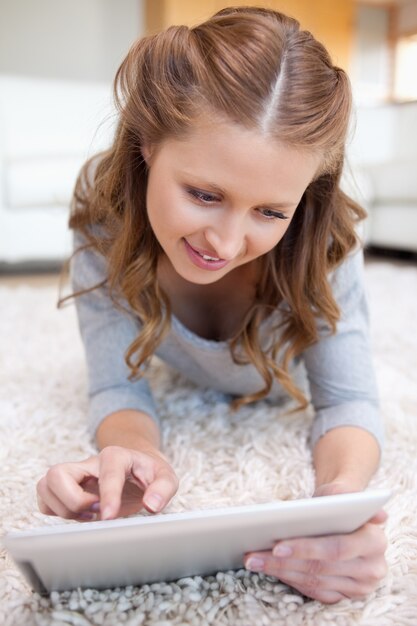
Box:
[37,7,387,603]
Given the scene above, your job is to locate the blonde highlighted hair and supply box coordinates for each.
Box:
[66,6,365,410]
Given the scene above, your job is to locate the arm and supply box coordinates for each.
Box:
[313,425,380,492]
[37,230,179,520]
[70,229,159,439]
[302,247,383,489]
[244,249,388,601]
[96,409,161,452]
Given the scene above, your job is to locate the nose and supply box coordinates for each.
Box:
[204,212,247,261]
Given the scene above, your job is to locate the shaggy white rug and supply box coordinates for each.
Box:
[1,259,417,626]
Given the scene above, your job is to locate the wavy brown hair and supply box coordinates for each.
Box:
[66,6,365,410]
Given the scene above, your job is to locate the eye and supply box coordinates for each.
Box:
[187,188,220,204]
[259,208,289,220]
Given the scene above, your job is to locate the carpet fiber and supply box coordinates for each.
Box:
[1,259,417,626]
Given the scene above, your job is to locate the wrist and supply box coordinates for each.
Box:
[313,477,368,496]
[313,426,380,492]
[314,464,373,492]
[96,409,161,452]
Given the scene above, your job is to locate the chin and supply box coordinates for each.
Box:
[177,263,230,284]
[183,271,226,285]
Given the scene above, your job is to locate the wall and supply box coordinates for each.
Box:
[350,4,391,104]
[397,0,417,35]
[0,0,143,82]
[145,0,355,70]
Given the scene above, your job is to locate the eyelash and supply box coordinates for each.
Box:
[260,209,289,221]
[188,189,218,204]
[187,188,289,221]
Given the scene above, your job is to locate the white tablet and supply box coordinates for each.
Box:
[3,489,391,593]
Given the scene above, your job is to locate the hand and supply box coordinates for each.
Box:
[243,481,388,603]
[37,445,179,521]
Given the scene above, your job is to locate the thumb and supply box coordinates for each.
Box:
[141,471,179,514]
[369,509,388,524]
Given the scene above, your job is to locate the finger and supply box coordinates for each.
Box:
[243,553,380,601]
[45,459,100,514]
[98,447,133,519]
[245,551,387,582]
[37,477,78,519]
[128,453,179,513]
[38,488,99,522]
[369,509,388,524]
[264,568,378,601]
[141,469,179,513]
[271,523,387,562]
[38,502,57,516]
[298,588,345,604]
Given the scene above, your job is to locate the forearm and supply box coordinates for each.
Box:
[96,409,161,452]
[313,426,381,491]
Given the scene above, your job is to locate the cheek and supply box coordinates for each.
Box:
[253,223,290,255]
[147,187,199,241]
[147,182,173,224]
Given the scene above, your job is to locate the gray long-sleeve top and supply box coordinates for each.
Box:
[71,230,383,451]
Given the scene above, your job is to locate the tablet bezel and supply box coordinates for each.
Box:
[3,488,391,593]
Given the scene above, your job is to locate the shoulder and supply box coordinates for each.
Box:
[71,224,111,292]
[327,246,370,333]
[329,245,364,288]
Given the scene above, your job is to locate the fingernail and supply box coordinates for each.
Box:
[273,544,293,557]
[144,493,163,512]
[89,502,101,512]
[101,506,113,520]
[79,512,97,521]
[246,557,265,572]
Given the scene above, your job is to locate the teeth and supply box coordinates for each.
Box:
[202,253,220,261]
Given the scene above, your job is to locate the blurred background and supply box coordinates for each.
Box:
[0,0,416,281]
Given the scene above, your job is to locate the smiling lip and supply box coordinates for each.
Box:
[184,239,230,271]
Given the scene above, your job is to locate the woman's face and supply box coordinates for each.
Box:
[145,118,321,285]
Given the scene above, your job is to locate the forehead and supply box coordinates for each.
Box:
[155,119,322,203]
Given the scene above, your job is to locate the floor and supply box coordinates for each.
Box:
[0,272,62,288]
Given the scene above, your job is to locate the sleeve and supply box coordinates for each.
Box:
[70,229,159,438]
[302,248,383,452]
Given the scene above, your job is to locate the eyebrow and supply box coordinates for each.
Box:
[182,175,298,209]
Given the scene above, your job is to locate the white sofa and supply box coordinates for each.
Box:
[346,101,417,254]
[360,160,417,252]
[343,158,417,253]
[0,75,115,266]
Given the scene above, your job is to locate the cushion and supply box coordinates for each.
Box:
[4,155,84,208]
[364,161,417,201]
